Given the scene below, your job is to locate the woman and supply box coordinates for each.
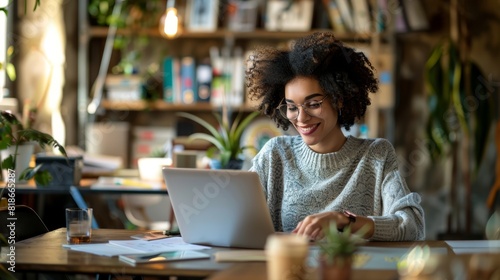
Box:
[246,32,425,241]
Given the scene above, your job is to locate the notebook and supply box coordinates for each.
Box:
[119,250,210,265]
[162,167,275,249]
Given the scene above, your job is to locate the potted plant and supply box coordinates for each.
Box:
[0,110,67,186]
[177,111,260,169]
[424,1,495,237]
[317,221,367,280]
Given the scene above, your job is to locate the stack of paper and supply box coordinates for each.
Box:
[63,237,210,257]
[119,251,210,265]
[446,240,500,254]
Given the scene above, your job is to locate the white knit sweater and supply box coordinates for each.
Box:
[250,135,425,241]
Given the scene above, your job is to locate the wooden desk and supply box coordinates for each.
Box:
[208,241,451,280]
[10,228,231,278]
[6,228,461,280]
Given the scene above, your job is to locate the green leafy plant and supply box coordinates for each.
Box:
[88,0,163,77]
[318,221,367,266]
[177,111,260,169]
[0,46,15,82]
[422,1,499,238]
[425,41,494,235]
[425,41,493,169]
[0,0,40,16]
[0,111,67,186]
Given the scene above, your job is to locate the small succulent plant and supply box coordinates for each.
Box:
[318,221,367,265]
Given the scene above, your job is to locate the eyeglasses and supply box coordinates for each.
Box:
[276,95,328,121]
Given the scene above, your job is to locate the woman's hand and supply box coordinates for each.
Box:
[291,211,350,241]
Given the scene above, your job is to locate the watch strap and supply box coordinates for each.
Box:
[343,210,357,224]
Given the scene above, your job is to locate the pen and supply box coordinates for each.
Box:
[161,229,181,236]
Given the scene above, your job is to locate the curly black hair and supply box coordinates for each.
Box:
[246,32,378,131]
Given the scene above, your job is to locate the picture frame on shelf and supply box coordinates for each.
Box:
[186,0,219,32]
[265,0,314,31]
[227,0,258,32]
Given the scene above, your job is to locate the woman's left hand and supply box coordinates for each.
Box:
[291,211,349,241]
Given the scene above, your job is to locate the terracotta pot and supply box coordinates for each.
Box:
[320,256,353,280]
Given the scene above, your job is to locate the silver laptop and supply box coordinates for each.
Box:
[162,167,275,249]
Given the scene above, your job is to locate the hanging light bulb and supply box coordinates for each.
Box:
[159,0,181,39]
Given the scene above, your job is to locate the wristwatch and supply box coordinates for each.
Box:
[342,210,357,225]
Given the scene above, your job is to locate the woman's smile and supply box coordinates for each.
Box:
[296,123,320,136]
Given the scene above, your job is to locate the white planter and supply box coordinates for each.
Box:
[1,143,35,184]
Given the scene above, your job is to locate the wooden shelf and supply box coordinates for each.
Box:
[101,100,257,112]
[88,27,372,42]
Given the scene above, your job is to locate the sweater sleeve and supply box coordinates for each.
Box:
[248,138,273,195]
[368,140,426,241]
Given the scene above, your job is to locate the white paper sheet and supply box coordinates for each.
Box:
[446,240,500,248]
[109,237,211,253]
[63,243,144,257]
[445,240,500,254]
[63,237,211,257]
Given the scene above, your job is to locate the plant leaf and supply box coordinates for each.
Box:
[6,63,16,81]
[1,155,14,170]
[34,171,53,186]
[188,133,225,152]
[469,62,494,172]
[177,112,221,140]
[17,129,67,157]
[20,164,43,180]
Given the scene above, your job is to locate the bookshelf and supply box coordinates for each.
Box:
[100,100,256,112]
[88,27,373,41]
[77,0,395,167]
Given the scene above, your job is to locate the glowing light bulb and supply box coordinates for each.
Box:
[160,7,180,39]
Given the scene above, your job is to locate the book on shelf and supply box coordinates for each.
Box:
[335,0,355,32]
[105,74,142,101]
[180,56,197,104]
[229,47,245,107]
[401,0,429,31]
[323,0,347,33]
[375,0,388,32]
[351,0,371,33]
[163,56,181,103]
[196,60,212,103]
[393,0,409,33]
